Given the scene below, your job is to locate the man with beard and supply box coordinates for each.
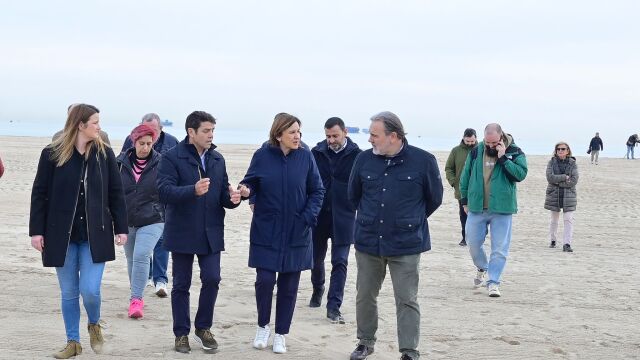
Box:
[445,128,477,246]
[459,123,527,297]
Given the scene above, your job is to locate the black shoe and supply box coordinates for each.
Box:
[350,344,374,360]
[309,286,324,308]
[459,239,467,246]
[549,240,556,248]
[563,244,573,252]
[401,354,417,360]
[194,328,218,351]
[175,335,191,353]
[327,308,345,324]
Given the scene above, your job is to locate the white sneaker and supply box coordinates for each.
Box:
[253,325,270,350]
[488,283,501,297]
[272,333,286,354]
[155,282,168,297]
[473,270,486,288]
[146,278,154,287]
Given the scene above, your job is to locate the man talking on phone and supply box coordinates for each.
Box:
[158,111,242,353]
[459,123,527,298]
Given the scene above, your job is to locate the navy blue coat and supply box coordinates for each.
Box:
[311,138,361,245]
[241,144,325,272]
[348,142,443,256]
[157,138,239,255]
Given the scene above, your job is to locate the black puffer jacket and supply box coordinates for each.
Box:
[117,148,164,227]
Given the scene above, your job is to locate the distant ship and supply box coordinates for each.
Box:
[345,126,360,134]
[161,119,173,127]
[361,128,369,134]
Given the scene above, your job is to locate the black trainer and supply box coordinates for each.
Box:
[401,354,417,360]
[175,335,191,353]
[459,239,467,246]
[350,344,374,360]
[327,308,345,324]
[309,286,324,308]
[549,240,556,248]
[563,244,573,252]
[194,328,218,351]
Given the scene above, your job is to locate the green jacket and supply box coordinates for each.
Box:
[459,138,527,214]
[445,141,473,199]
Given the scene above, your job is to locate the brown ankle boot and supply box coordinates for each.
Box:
[53,340,82,359]
[87,323,104,354]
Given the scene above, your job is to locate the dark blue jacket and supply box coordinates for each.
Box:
[311,138,361,245]
[348,142,443,256]
[157,137,239,255]
[117,148,164,227]
[241,144,325,272]
[120,130,179,156]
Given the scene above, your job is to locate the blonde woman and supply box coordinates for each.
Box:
[544,141,578,252]
[29,104,128,358]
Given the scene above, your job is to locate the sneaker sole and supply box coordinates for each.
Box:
[193,335,218,352]
[489,293,501,297]
[253,342,268,350]
[129,312,143,319]
[156,289,168,297]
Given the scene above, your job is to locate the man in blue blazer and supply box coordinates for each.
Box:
[157,111,241,354]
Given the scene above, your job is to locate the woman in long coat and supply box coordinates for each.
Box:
[29,104,128,358]
[239,113,324,354]
[544,141,579,252]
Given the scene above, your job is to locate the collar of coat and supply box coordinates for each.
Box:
[313,137,360,155]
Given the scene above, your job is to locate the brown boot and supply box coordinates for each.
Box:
[53,340,82,359]
[87,323,104,354]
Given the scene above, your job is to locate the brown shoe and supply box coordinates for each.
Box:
[87,323,104,354]
[53,340,82,359]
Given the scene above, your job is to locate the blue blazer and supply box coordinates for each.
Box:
[241,144,325,272]
[157,138,239,254]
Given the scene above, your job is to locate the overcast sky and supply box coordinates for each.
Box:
[0,0,638,148]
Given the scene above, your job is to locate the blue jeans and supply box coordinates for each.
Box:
[55,241,105,342]
[465,211,513,285]
[626,145,635,159]
[124,223,164,299]
[149,234,169,285]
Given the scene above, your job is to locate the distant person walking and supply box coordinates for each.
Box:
[544,142,578,252]
[309,116,361,324]
[459,123,527,298]
[239,113,324,354]
[29,104,128,359]
[588,132,603,165]
[625,134,639,159]
[117,124,164,318]
[445,128,477,246]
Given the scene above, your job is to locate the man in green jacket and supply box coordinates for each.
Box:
[459,123,527,297]
[445,128,477,246]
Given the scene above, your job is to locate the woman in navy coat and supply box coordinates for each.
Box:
[239,113,324,354]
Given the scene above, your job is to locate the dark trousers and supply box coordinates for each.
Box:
[458,199,467,241]
[171,251,221,337]
[255,268,301,335]
[149,235,169,285]
[311,223,350,311]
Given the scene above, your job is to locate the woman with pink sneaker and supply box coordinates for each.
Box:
[117,124,165,318]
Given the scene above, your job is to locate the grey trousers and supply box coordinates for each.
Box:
[355,250,421,359]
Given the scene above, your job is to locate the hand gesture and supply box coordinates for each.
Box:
[115,234,127,246]
[496,141,506,158]
[229,185,241,205]
[195,178,211,196]
[31,235,44,252]
[238,184,251,198]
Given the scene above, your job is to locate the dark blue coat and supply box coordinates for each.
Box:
[348,142,443,256]
[241,144,325,272]
[157,137,239,255]
[311,138,361,245]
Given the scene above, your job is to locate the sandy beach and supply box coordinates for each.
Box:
[0,135,638,359]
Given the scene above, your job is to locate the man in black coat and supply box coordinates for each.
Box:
[588,132,603,165]
[309,117,361,324]
[157,111,241,354]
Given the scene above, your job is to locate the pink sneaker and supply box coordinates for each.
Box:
[128,298,144,319]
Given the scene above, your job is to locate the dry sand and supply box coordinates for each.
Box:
[0,135,638,359]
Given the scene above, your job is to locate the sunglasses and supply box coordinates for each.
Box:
[556,147,568,151]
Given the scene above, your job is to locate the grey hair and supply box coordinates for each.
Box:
[141,113,162,128]
[370,111,406,140]
[484,123,503,135]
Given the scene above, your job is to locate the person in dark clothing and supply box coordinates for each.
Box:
[117,124,164,319]
[588,132,604,164]
[348,111,443,360]
[120,113,179,298]
[30,104,128,359]
[157,111,242,354]
[625,134,639,159]
[239,113,324,354]
[309,117,361,324]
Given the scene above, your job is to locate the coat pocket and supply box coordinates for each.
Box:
[393,217,423,248]
[250,213,277,247]
[290,215,311,247]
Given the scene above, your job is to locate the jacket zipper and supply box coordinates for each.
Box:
[66,161,84,257]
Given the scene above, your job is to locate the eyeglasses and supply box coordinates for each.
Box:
[556,147,567,151]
